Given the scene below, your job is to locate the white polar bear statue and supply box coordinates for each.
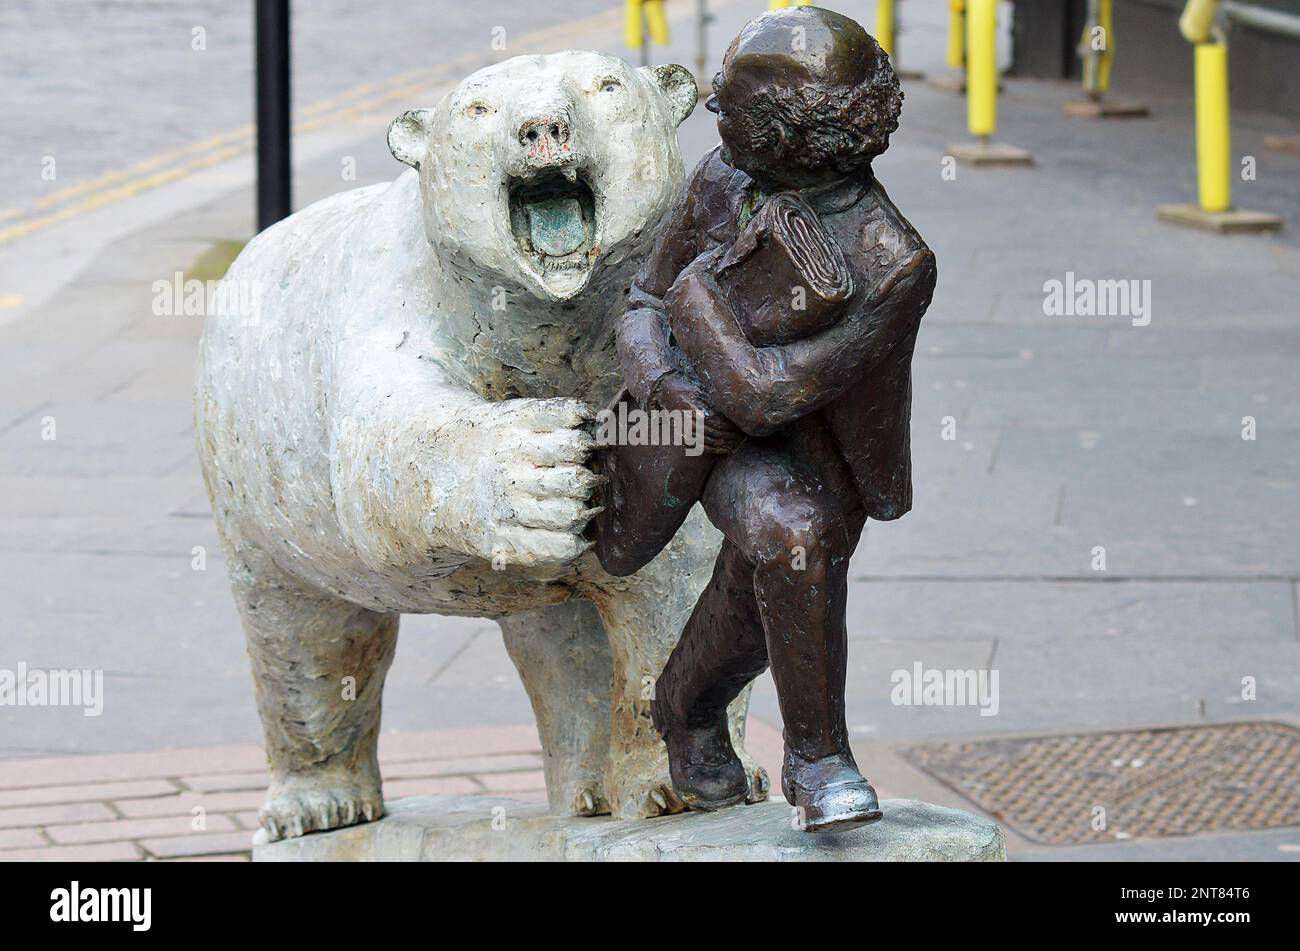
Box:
[195,51,768,841]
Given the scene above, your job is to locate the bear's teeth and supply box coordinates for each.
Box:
[540,255,587,272]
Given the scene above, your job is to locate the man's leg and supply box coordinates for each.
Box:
[659,439,879,828]
[589,389,715,576]
[651,537,770,808]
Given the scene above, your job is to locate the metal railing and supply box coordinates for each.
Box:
[1222,1,1300,39]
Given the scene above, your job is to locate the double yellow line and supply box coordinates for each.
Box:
[0,6,625,248]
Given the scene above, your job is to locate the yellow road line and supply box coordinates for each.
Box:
[0,146,245,244]
[0,69,463,245]
[28,126,257,211]
[0,0,700,247]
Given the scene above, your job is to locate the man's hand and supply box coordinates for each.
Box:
[651,372,745,455]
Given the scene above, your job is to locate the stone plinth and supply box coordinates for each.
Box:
[253,795,1005,862]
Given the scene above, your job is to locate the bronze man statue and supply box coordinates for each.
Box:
[592,6,936,831]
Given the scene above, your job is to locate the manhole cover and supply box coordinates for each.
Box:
[902,721,1300,845]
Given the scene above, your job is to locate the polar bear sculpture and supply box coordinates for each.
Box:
[195,51,767,840]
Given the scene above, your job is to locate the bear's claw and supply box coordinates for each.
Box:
[625,780,686,819]
[260,775,384,842]
[571,786,607,817]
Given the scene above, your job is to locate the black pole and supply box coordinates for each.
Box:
[255,0,291,232]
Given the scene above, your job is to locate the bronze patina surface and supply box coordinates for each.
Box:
[592,6,936,832]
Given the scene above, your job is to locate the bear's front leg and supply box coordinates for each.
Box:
[329,323,604,574]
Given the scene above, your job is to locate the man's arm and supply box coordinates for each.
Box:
[668,248,937,437]
[616,162,702,408]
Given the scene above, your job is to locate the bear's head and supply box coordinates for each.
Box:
[388,51,697,302]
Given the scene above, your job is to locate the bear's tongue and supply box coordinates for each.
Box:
[525,196,586,257]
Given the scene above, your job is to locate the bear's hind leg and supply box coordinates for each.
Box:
[231,561,398,841]
[499,599,612,816]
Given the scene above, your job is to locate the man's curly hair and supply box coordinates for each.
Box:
[730,55,903,174]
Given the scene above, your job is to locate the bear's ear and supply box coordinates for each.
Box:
[388,108,434,169]
[646,64,697,127]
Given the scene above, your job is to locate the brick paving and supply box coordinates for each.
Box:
[0,720,786,861]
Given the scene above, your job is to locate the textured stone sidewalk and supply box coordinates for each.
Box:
[0,721,784,862]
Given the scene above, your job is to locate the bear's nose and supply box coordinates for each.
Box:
[518,116,570,150]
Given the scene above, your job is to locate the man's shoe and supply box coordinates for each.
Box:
[651,693,748,811]
[783,749,883,832]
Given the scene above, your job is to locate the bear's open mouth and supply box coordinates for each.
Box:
[508,172,598,272]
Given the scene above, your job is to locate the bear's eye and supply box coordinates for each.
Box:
[465,101,494,118]
[597,78,622,94]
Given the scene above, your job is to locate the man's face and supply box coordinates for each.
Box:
[706,67,787,188]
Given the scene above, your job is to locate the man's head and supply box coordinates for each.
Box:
[707,7,902,191]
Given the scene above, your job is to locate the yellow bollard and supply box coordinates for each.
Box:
[1065,0,1147,117]
[947,0,965,70]
[966,0,996,138]
[1080,0,1115,97]
[644,0,669,45]
[626,0,669,51]
[1179,0,1221,43]
[1155,0,1280,231]
[1097,0,1114,94]
[625,0,643,49]
[928,0,966,94]
[876,0,896,59]
[1194,41,1231,213]
[948,0,1032,165]
[768,1,813,9]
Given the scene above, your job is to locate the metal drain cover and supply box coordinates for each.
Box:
[903,721,1300,845]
